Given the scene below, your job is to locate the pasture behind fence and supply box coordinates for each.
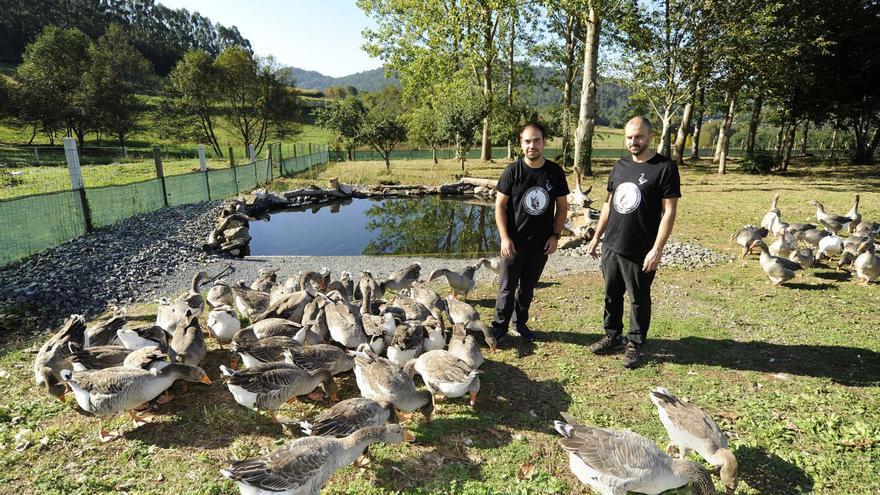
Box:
[0,140,330,267]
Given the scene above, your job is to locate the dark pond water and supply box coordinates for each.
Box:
[248,196,500,257]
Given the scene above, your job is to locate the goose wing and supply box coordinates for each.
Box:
[418,351,475,389]
[71,345,130,370]
[650,389,726,450]
[772,256,802,272]
[306,398,385,437]
[223,437,332,492]
[225,362,305,394]
[69,367,151,395]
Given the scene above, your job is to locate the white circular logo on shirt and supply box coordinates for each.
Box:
[613,182,641,214]
[522,186,550,216]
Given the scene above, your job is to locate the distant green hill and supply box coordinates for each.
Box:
[290,65,631,127]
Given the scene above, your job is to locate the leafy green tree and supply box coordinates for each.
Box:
[407,105,444,164]
[360,105,407,171]
[315,96,366,160]
[164,49,223,156]
[437,78,488,171]
[15,26,94,146]
[84,24,153,146]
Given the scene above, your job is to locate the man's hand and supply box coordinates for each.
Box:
[642,247,662,272]
[544,236,559,255]
[500,237,517,258]
[587,238,600,259]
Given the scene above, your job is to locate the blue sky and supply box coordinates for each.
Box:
[157,0,381,77]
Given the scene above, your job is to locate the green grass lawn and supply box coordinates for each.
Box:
[0,159,878,493]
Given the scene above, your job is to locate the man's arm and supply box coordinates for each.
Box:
[642,197,678,272]
[586,192,613,259]
[544,195,569,255]
[495,192,516,257]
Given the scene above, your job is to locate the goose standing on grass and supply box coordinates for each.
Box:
[251,268,279,292]
[796,228,831,248]
[760,193,781,232]
[447,323,484,369]
[816,234,844,260]
[381,263,421,293]
[177,271,209,318]
[219,362,338,423]
[231,336,302,369]
[61,363,211,442]
[751,240,802,285]
[299,398,398,438]
[324,299,368,349]
[444,295,497,352]
[428,265,479,300]
[553,412,716,495]
[231,282,271,320]
[350,345,433,419]
[404,350,481,409]
[207,305,241,348]
[207,280,235,309]
[169,310,206,367]
[650,388,738,495]
[477,257,503,283]
[406,282,445,321]
[34,314,87,401]
[809,200,852,234]
[769,231,797,258]
[845,194,862,233]
[220,424,413,495]
[386,323,425,367]
[730,226,768,258]
[854,240,880,284]
[283,347,354,376]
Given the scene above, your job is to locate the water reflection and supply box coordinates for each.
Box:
[247,196,499,257]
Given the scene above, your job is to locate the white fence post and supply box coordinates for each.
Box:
[198,145,207,172]
[63,137,93,231]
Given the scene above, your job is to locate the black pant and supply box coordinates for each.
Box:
[492,249,548,333]
[601,249,656,344]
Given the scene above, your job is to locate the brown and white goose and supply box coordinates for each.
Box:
[61,363,211,442]
[428,265,479,299]
[299,397,398,438]
[854,240,880,284]
[350,345,433,418]
[730,226,768,258]
[169,310,206,367]
[845,194,862,233]
[221,424,413,495]
[760,193,781,232]
[404,349,481,409]
[386,322,425,367]
[34,314,87,401]
[447,323,484,369]
[809,200,853,234]
[650,388,738,495]
[554,412,716,495]
[444,295,497,352]
[283,346,354,376]
[231,336,302,369]
[231,282,271,320]
[381,263,421,293]
[751,240,802,285]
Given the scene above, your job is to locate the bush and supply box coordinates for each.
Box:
[739,151,778,174]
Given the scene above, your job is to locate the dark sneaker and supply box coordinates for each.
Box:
[491,326,508,345]
[622,341,642,369]
[516,325,536,342]
[588,334,625,354]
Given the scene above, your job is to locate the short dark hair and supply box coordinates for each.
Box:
[520,122,546,139]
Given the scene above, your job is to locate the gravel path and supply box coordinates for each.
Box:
[0,198,729,329]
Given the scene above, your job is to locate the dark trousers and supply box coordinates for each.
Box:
[601,249,656,344]
[492,249,548,333]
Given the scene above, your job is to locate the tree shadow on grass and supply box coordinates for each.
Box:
[734,445,814,494]
[647,336,880,387]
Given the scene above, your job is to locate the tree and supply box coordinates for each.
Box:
[407,105,444,164]
[542,1,582,166]
[215,48,300,155]
[437,78,488,171]
[360,105,407,171]
[165,49,223,156]
[15,26,94,145]
[315,96,366,160]
[84,24,153,146]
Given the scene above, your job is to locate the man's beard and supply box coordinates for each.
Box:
[629,144,646,155]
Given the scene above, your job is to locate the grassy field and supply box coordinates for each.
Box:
[0,158,878,494]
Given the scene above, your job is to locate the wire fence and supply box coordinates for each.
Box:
[0,141,329,267]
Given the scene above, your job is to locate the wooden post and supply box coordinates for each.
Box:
[198,144,211,200]
[153,145,168,207]
[63,138,93,232]
[229,146,235,167]
[276,142,283,176]
[33,147,39,162]
[267,145,274,182]
[247,144,255,162]
[229,145,239,194]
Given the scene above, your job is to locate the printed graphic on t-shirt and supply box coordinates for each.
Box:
[522,186,550,216]
[613,182,641,214]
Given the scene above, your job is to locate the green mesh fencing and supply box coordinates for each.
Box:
[0,191,88,266]
[236,163,257,191]
[165,172,210,206]
[85,179,165,228]
[255,159,271,184]
[207,167,239,200]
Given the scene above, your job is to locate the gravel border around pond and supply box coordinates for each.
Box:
[0,197,729,329]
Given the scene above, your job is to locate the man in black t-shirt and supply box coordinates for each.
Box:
[586,116,681,368]
[491,122,570,343]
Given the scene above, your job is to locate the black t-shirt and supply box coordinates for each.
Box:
[496,158,570,251]
[603,153,681,260]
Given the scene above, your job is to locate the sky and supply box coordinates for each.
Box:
[157,0,382,77]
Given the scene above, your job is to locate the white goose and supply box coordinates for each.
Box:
[650,388,738,495]
[207,305,241,348]
[760,193,781,232]
[553,412,716,495]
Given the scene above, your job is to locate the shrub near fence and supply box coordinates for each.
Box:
[0,140,329,267]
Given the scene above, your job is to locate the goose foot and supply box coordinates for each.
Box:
[307,390,325,401]
[155,391,174,404]
[98,428,118,443]
[129,411,154,426]
[354,454,372,468]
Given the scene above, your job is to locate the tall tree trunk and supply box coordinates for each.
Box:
[658,108,673,157]
[866,124,880,164]
[431,145,438,164]
[27,124,37,145]
[506,9,516,160]
[479,5,495,162]
[781,118,797,170]
[745,95,763,155]
[573,2,600,185]
[775,123,786,161]
[561,14,580,167]
[690,84,704,159]
[829,127,838,161]
[801,121,809,155]
[716,90,737,174]
[673,56,699,165]
[853,114,869,163]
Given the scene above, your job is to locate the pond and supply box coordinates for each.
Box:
[248,196,500,257]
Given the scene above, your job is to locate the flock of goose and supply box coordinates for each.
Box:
[29,256,749,494]
[731,193,880,285]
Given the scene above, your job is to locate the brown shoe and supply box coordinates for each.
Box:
[622,341,642,369]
